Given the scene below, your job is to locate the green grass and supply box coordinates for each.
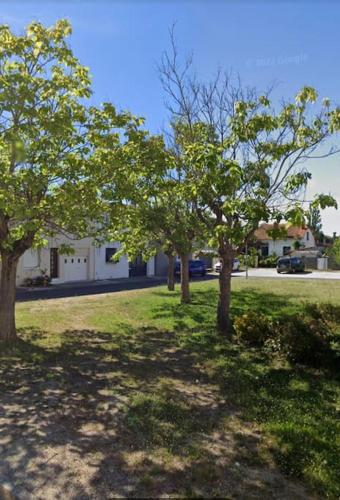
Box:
[2,277,340,498]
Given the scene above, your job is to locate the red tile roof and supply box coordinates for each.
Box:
[254,223,308,241]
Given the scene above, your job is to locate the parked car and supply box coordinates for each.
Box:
[277,256,305,274]
[214,258,240,273]
[174,259,206,277]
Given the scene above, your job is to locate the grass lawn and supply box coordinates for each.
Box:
[1,278,340,498]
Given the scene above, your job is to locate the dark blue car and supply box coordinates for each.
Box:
[174,259,206,277]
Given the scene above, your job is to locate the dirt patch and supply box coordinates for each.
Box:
[0,328,313,499]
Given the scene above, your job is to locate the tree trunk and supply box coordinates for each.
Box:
[167,254,175,291]
[0,254,18,343]
[217,252,233,338]
[180,252,191,304]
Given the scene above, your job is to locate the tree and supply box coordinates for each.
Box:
[160,34,340,337]
[329,238,340,265]
[107,139,204,303]
[0,20,142,342]
[307,205,323,243]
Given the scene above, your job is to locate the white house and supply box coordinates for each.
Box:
[15,234,157,286]
[254,224,315,257]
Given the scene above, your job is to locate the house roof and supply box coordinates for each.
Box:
[254,223,309,241]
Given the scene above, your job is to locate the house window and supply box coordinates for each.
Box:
[283,246,291,255]
[261,244,269,257]
[105,248,118,263]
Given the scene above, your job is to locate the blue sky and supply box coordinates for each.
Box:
[1,1,339,234]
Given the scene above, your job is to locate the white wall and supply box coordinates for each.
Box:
[302,229,315,248]
[267,231,316,257]
[49,235,94,282]
[22,249,39,269]
[16,236,159,285]
[268,239,294,256]
[94,242,129,280]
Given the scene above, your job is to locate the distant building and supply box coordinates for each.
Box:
[254,223,315,257]
[9,234,167,286]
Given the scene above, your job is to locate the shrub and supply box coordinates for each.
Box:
[233,312,272,346]
[303,302,340,325]
[22,275,51,287]
[235,308,336,367]
[258,255,278,268]
[268,314,334,367]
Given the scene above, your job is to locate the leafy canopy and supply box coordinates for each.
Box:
[176,88,339,251]
[106,140,204,262]
[0,19,142,255]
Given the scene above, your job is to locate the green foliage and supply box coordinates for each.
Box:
[307,206,322,238]
[329,238,340,265]
[304,301,340,323]
[258,254,278,268]
[233,311,271,346]
[175,87,339,256]
[234,302,339,368]
[0,19,143,258]
[269,315,334,367]
[303,302,340,352]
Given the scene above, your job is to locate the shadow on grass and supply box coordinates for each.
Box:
[0,324,312,499]
[152,286,299,329]
[149,286,299,360]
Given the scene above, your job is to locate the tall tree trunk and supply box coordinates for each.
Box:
[0,254,18,343]
[180,252,190,304]
[167,253,175,291]
[217,252,233,338]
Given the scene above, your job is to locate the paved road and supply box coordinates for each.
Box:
[234,268,340,280]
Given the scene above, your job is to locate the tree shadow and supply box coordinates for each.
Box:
[149,287,297,360]
[0,325,311,499]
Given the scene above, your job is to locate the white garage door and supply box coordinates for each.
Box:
[63,255,88,282]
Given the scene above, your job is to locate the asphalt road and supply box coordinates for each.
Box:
[16,268,340,302]
[237,268,340,280]
[16,274,218,302]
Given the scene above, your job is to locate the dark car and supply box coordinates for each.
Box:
[175,259,206,277]
[277,256,305,274]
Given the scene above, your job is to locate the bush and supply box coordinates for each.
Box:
[303,302,340,325]
[234,308,336,367]
[233,312,272,346]
[22,275,51,287]
[238,248,259,268]
[258,255,278,268]
[270,314,334,367]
